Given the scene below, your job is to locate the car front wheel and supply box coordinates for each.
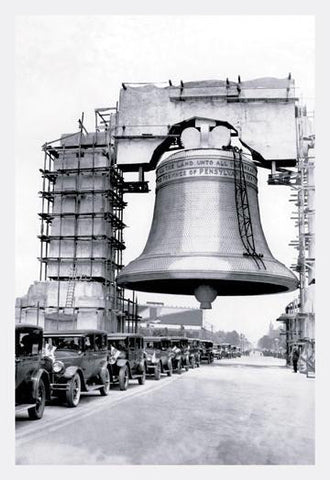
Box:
[119,365,129,391]
[66,373,81,407]
[176,359,182,374]
[28,378,46,420]
[167,359,173,377]
[100,368,110,396]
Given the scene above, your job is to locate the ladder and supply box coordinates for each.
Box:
[65,265,77,308]
[232,147,266,270]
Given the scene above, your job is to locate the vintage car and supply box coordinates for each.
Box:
[107,334,146,390]
[200,340,214,364]
[43,330,110,407]
[231,346,241,358]
[170,337,190,373]
[144,336,174,379]
[187,338,201,368]
[220,343,233,358]
[15,324,50,420]
[212,343,222,360]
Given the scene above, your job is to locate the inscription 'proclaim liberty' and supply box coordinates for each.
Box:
[156,156,257,188]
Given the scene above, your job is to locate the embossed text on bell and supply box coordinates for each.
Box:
[117,119,298,309]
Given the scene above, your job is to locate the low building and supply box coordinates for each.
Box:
[138,302,204,337]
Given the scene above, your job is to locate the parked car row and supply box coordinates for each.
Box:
[212,343,242,359]
[15,324,219,420]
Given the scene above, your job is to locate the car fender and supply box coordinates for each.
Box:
[159,360,164,373]
[116,359,127,368]
[99,364,110,383]
[63,366,87,390]
[138,360,146,373]
[40,370,51,400]
[63,365,80,379]
[31,368,50,401]
[99,358,108,368]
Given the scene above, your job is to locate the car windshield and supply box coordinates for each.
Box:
[45,336,83,351]
[110,339,127,351]
[146,341,161,349]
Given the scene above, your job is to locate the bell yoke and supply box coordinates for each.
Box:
[116,118,298,309]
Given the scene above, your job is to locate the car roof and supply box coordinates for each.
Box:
[44,329,107,337]
[15,323,43,332]
[144,336,167,342]
[170,336,189,341]
[107,333,144,340]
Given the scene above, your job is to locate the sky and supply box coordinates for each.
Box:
[14,15,315,344]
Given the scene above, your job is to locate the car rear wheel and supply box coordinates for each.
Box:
[138,367,146,385]
[28,378,46,420]
[100,368,110,396]
[66,373,81,407]
[154,362,161,381]
[119,365,129,391]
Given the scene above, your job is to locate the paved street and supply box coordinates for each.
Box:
[16,356,314,465]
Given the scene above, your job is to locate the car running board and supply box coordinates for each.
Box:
[15,403,36,413]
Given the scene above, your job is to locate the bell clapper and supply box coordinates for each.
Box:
[194,285,218,310]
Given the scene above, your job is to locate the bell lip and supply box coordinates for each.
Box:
[116,269,299,295]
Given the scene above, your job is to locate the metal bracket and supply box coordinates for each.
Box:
[232,147,266,270]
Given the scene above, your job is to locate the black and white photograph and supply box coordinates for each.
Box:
[4,2,323,472]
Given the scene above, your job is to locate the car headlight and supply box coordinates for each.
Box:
[146,355,152,362]
[53,360,64,374]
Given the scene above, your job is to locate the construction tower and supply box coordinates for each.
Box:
[16,109,144,332]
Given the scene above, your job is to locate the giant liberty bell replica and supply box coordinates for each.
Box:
[117,120,298,309]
